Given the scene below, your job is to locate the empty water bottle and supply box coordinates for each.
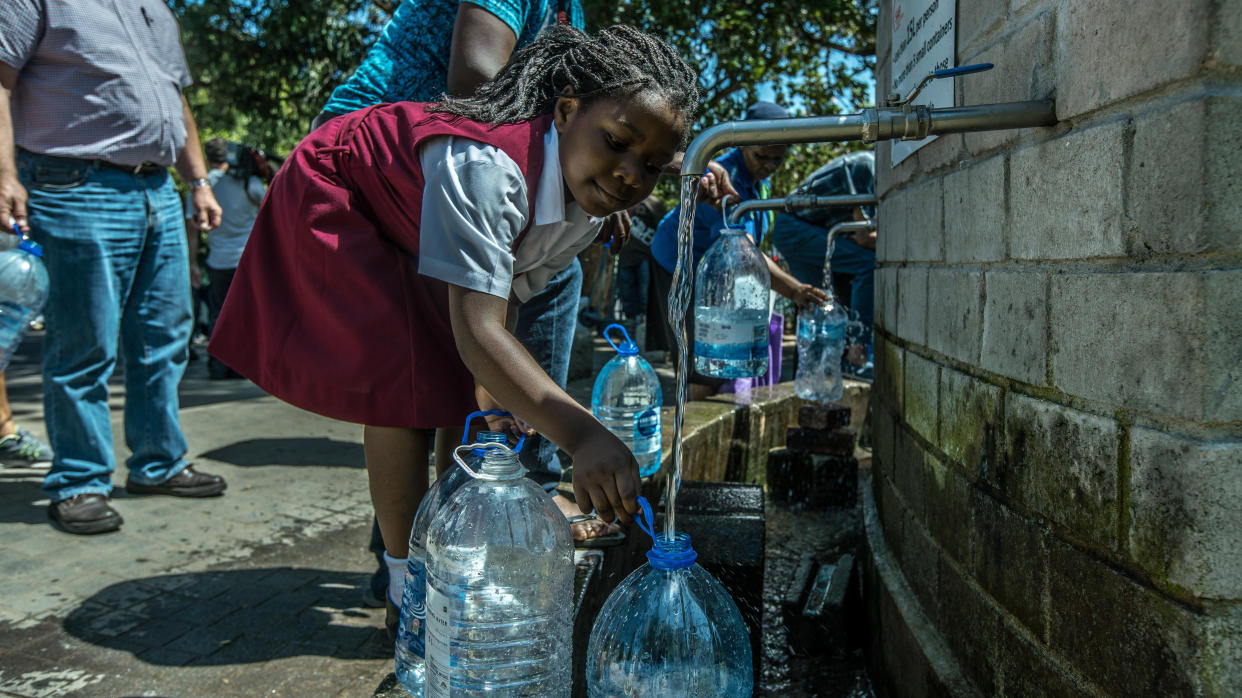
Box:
[586,497,753,697]
[693,225,771,378]
[396,412,525,695]
[592,324,662,478]
[424,443,573,697]
[795,297,848,402]
[0,225,49,372]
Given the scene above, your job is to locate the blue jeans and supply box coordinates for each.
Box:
[513,257,582,489]
[19,151,192,502]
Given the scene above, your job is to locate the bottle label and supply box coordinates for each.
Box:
[695,319,767,361]
[425,583,454,698]
[401,557,427,658]
[634,408,659,438]
[632,407,661,456]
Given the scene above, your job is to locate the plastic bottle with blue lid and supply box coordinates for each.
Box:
[591,323,663,478]
[423,441,573,697]
[0,223,49,372]
[395,411,525,695]
[586,496,753,696]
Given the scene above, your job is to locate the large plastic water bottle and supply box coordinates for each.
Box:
[586,497,753,696]
[693,225,771,378]
[795,297,848,402]
[424,443,573,697]
[0,227,49,372]
[396,412,525,695]
[592,323,662,478]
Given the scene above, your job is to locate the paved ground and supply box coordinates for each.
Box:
[0,332,395,697]
[0,319,822,697]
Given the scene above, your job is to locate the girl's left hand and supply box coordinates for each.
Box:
[595,211,631,250]
[480,411,535,444]
[791,284,829,310]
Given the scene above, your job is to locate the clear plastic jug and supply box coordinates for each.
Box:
[693,225,771,379]
[396,411,524,695]
[0,225,49,371]
[424,443,573,697]
[591,323,662,478]
[586,497,753,697]
[795,297,848,402]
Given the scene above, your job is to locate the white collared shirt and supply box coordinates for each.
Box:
[416,128,602,303]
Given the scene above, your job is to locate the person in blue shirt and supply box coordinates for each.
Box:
[313,0,586,125]
[649,102,827,400]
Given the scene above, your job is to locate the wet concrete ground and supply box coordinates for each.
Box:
[759,496,874,697]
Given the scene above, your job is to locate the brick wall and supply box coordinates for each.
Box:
[867,0,1242,694]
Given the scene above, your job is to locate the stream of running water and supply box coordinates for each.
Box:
[665,175,700,540]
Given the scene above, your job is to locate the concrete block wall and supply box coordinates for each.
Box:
[866,0,1242,694]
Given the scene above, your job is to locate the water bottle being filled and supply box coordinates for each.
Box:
[396,412,525,695]
[0,224,49,372]
[591,323,662,478]
[586,497,753,697]
[693,224,771,379]
[424,442,573,697]
[795,219,852,402]
[795,296,848,403]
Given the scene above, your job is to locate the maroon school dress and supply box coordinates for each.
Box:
[209,103,551,428]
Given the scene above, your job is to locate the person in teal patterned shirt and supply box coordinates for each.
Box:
[314,0,585,124]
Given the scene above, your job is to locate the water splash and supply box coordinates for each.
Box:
[666,175,700,539]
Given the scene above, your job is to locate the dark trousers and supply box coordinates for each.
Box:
[206,266,239,378]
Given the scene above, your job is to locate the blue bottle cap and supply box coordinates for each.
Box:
[604,323,639,356]
[635,496,697,570]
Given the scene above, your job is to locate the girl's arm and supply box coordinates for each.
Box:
[766,253,828,310]
[448,284,641,524]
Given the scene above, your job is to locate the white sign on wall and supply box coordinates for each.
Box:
[890,0,957,165]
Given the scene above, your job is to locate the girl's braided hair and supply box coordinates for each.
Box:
[429,24,700,130]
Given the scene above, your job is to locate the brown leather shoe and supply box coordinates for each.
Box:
[48,494,123,535]
[126,465,227,497]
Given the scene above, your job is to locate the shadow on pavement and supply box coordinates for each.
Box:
[0,478,52,524]
[63,568,388,666]
[199,438,364,468]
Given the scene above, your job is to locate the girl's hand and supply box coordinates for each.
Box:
[595,211,631,250]
[570,428,641,525]
[480,411,534,443]
[791,283,829,311]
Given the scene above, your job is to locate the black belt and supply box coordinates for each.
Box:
[98,160,165,176]
[17,148,166,176]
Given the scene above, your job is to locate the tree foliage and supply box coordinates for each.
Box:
[172,0,877,195]
[582,0,877,198]
[172,0,385,155]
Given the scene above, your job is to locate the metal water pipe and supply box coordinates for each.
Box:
[680,65,1056,177]
[726,194,878,227]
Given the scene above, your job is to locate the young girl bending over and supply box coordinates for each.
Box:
[209,25,700,608]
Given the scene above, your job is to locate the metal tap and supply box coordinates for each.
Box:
[680,64,1056,177]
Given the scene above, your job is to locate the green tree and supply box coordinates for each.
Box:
[582,0,877,199]
[172,0,386,155]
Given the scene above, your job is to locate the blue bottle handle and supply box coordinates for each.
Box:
[932,63,993,79]
[461,409,525,453]
[603,323,638,355]
[634,496,697,570]
[10,221,42,258]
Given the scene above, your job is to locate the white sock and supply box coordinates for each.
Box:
[384,551,406,607]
